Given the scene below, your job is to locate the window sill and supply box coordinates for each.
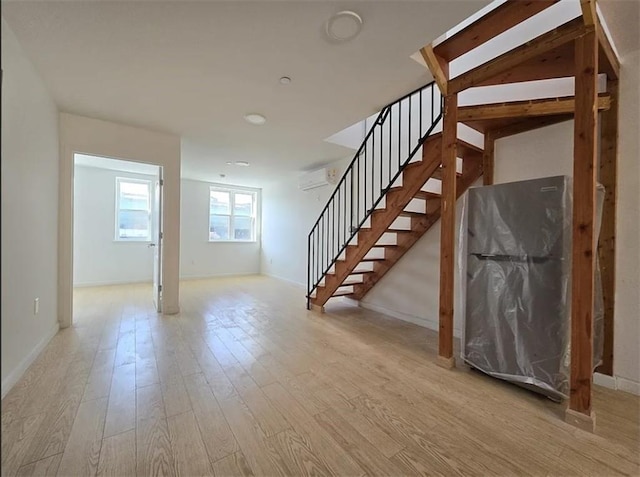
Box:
[113,239,153,243]
[208,240,257,244]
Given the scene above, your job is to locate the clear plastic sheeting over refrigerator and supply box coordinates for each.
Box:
[458,176,604,401]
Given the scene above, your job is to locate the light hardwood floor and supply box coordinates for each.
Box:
[2,276,638,476]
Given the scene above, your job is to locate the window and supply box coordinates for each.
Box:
[209,187,257,242]
[115,177,152,241]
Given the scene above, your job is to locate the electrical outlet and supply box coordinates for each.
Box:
[34,298,39,315]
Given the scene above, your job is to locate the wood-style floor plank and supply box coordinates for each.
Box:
[16,454,62,477]
[166,411,214,477]
[103,362,136,438]
[56,397,107,477]
[183,372,239,462]
[210,451,254,477]
[1,277,638,477]
[135,384,176,477]
[96,429,136,477]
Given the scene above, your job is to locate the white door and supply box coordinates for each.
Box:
[152,169,163,312]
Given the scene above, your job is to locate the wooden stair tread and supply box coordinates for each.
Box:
[414,190,441,200]
[389,186,440,200]
[360,257,386,262]
[351,269,375,274]
[399,211,426,218]
[431,167,462,180]
[432,0,560,62]
[332,290,355,297]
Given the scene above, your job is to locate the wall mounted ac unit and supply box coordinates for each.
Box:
[298,167,337,191]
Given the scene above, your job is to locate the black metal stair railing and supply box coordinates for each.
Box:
[306,81,443,309]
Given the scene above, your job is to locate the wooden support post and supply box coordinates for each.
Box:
[483,132,495,185]
[596,78,618,376]
[438,94,458,369]
[566,30,598,432]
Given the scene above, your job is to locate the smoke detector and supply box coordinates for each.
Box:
[326,11,363,42]
[244,113,267,125]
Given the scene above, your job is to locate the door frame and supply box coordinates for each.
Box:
[66,151,164,326]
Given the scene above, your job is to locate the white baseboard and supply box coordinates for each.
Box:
[359,301,462,337]
[616,376,640,396]
[73,278,152,287]
[260,273,306,290]
[593,372,616,390]
[1,321,59,399]
[593,372,639,395]
[179,272,260,281]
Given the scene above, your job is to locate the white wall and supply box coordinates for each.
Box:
[181,179,261,279]
[59,114,181,322]
[261,159,349,287]
[611,49,639,391]
[360,197,471,332]
[73,166,157,287]
[1,18,60,396]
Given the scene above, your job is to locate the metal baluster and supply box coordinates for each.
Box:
[389,106,393,180]
[332,197,336,261]
[379,122,383,195]
[308,231,311,298]
[343,180,347,247]
[321,215,324,275]
[371,128,375,209]
[350,166,354,235]
[364,147,367,219]
[431,86,435,125]
[398,100,402,169]
[337,187,341,254]
[419,89,423,137]
[357,155,360,225]
[409,94,412,149]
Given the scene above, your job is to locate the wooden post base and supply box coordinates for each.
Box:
[436,355,456,369]
[309,303,325,314]
[565,408,596,433]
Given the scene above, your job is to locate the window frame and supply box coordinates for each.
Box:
[208,186,258,243]
[114,176,153,242]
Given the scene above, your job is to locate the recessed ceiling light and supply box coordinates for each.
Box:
[225,161,232,165]
[235,161,250,167]
[326,11,363,42]
[279,76,292,85]
[244,113,267,125]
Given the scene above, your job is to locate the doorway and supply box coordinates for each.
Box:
[72,153,163,312]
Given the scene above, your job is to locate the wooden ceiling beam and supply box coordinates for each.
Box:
[597,22,620,79]
[449,17,589,95]
[458,94,610,122]
[432,0,560,62]
[420,45,449,95]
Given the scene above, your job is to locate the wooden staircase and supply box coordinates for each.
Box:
[308,133,483,309]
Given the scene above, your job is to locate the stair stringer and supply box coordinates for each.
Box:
[352,150,483,300]
[310,134,443,307]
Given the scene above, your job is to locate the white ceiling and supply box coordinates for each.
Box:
[74,153,160,176]
[4,1,635,188]
[1,0,489,187]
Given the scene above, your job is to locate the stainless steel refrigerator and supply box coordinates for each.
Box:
[461,176,604,401]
